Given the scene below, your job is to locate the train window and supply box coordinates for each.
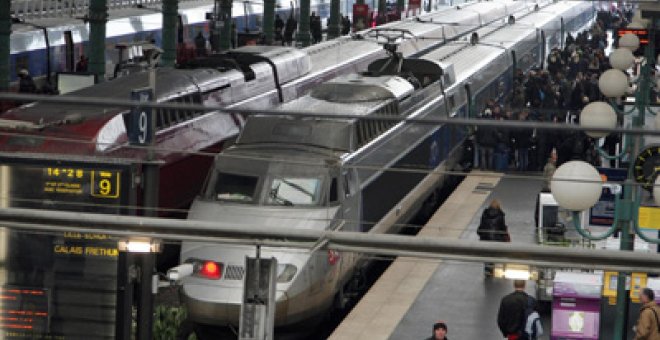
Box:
[214,172,259,203]
[359,122,368,145]
[329,178,338,203]
[369,121,378,139]
[267,177,321,206]
[156,109,165,129]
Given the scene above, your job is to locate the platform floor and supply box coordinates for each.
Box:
[329,172,549,340]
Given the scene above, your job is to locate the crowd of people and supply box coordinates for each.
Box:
[473,19,624,173]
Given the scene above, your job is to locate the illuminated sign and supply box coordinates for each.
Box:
[43,167,120,198]
[0,287,49,334]
[638,206,660,229]
[0,158,131,338]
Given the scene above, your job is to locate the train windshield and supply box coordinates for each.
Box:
[266,177,322,206]
[214,172,259,202]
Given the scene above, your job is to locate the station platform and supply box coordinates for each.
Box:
[329,171,548,340]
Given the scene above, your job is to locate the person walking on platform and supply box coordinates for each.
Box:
[341,15,352,35]
[498,280,538,340]
[425,321,448,340]
[275,14,285,43]
[194,32,207,57]
[477,199,509,275]
[634,288,660,340]
[310,12,322,44]
[284,15,297,46]
[476,109,497,170]
[75,55,88,72]
[17,69,37,94]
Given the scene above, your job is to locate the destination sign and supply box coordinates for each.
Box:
[43,167,120,199]
[0,158,132,338]
[0,287,49,335]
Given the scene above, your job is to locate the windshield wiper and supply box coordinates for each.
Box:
[280,178,314,197]
[269,185,294,206]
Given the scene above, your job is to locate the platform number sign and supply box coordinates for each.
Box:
[127,88,154,145]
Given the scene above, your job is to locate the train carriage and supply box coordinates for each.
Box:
[178,0,595,332]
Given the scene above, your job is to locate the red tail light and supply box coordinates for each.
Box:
[199,261,222,280]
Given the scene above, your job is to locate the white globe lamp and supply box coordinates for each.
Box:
[551,161,603,211]
[609,48,635,71]
[619,33,640,52]
[580,101,617,138]
[631,10,650,28]
[598,69,629,98]
[654,176,660,207]
[627,21,646,29]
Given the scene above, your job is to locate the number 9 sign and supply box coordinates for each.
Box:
[126,88,154,145]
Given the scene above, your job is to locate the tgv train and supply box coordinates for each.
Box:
[227,0,555,109]
[0,45,310,212]
[10,0,341,83]
[0,46,309,338]
[178,0,594,332]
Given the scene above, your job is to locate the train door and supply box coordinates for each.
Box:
[464,83,473,118]
[337,167,360,284]
[341,167,360,233]
[510,50,517,82]
[540,30,546,68]
[64,31,74,72]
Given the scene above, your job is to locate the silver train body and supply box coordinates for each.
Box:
[179,0,594,329]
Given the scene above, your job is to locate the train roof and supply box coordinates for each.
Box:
[4,67,226,125]
[237,116,355,152]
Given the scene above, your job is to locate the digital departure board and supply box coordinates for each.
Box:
[0,157,133,339]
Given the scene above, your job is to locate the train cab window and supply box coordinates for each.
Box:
[214,172,259,203]
[329,178,339,204]
[266,177,322,206]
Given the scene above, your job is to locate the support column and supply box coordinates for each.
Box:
[397,0,405,19]
[0,1,10,91]
[219,0,233,50]
[378,0,387,23]
[88,0,108,80]
[327,0,341,39]
[264,0,276,45]
[161,0,178,67]
[297,0,312,47]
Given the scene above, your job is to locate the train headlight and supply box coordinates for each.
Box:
[199,261,223,280]
[186,258,223,280]
[277,264,298,283]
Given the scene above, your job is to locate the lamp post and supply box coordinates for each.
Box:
[550,30,660,338]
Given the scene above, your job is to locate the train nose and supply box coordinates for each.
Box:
[182,283,290,326]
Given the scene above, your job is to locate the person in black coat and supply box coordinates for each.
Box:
[478,199,509,242]
[18,69,37,93]
[498,280,536,339]
[512,111,533,171]
[478,199,509,276]
[284,15,297,46]
[341,15,351,35]
[275,14,285,42]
